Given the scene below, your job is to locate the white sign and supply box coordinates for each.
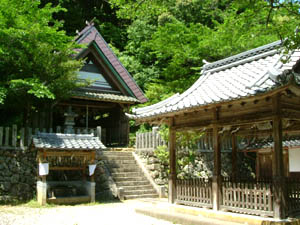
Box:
[39,163,49,176]
[89,164,97,176]
[289,148,300,172]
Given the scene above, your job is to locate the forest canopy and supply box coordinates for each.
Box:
[0,0,299,125]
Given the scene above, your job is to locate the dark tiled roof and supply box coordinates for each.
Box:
[239,136,300,151]
[73,90,140,103]
[32,132,106,150]
[75,23,147,103]
[130,41,300,119]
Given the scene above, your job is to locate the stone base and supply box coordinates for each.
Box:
[36,181,96,205]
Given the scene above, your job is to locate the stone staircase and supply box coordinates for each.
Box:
[102,151,159,200]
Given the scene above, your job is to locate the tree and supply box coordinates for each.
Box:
[109,0,300,105]
[0,0,83,125]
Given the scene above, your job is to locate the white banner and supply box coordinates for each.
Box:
[39,163,49,176]
[89,164,97,176]
[289,149,300,172]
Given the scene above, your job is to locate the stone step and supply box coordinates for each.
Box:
[115,180,150,186]
[102,151,133,157]
[124,193,159,200]
[110,167,140,173]
[113,176,148,182]
[122,185,154,192]
[111,172,143,178]
[106,163,137,169]
[104,159,136,164]
[101,155,134,160]
[124,189,157,195]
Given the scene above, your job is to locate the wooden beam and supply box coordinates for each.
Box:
[168,118,176,204]
[272,94,287,219]
[173,110,274,131]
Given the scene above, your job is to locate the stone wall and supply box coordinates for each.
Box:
[0,148,37,203]
[136,147,256,187]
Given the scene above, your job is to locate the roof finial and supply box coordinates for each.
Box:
[86,18,96,26]
[202,59,210,65]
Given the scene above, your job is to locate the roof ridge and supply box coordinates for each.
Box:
[133,93,180,114]
[203,40,282,72]
[92,28,148,102]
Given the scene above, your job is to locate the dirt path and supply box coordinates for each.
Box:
[0,200,178,225]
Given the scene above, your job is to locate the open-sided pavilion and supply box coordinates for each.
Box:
[129,40,300,219]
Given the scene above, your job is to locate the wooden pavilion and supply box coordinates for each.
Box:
[32,22,147,147]
[129,40,300,219]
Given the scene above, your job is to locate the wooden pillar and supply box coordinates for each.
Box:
[168,119,176,204]
[86,105,89,129]
[231,134,237,180]
[212,107,221,211]
[272,94,287,219]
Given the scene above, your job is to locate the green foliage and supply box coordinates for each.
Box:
[0,0,83,124]
[109,0,300,106]
[154,145,169,166]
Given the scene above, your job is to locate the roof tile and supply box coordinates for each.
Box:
[130,41,300,119]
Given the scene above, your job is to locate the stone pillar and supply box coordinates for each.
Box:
[168,121,176,204]
[37,181,47,205]
[272,95,287,219]
[85,181,96,203]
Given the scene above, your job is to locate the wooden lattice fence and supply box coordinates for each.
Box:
[176,178,212,208]
[287,177,300,215]
[221,177,273,216]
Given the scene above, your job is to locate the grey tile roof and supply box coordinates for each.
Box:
[32,132,106,150]
[73,90,140,103]
[130,41,300,120]
[75,23,148,103]
[239,136,300,151]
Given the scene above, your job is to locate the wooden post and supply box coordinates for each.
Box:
[272,94,286,219]
[212,108,221,211]
[231,134,237,180]
[0,127,3,146]
[20,128,25,149]
[169,119,176,204]
[141,133,144,149]
[27,127,32,147]
[56,126,61,133]
[5,127,9,146]
[12,125,17,147]
[136,133,139,149]
[86,105,89,129]
[153,127,158,149]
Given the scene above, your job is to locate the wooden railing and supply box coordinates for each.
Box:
[287,177,300,215]
[176,178,212,208]
[135,127,166,150]
[136,129,232,152]
[221,178,273,216]
[0,125,100,150]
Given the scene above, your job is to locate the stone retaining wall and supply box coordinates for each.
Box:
[0,148,37,203]
[136,147,255,188]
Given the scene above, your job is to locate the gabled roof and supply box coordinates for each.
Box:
[130,40,300,120]
[74,23,147,103]
[32,132,106,150]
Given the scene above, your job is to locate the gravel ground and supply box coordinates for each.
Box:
[0,200,178,225]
